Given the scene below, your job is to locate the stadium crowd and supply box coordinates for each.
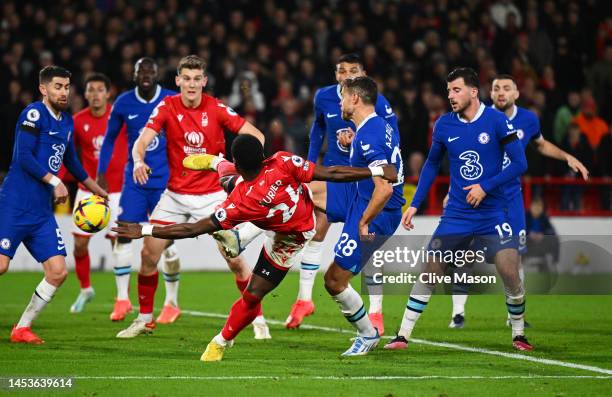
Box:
[1,0,610,209]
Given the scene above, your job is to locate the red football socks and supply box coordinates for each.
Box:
[138,272,159,314]
[221,290,262,341]
[74,252,91,289]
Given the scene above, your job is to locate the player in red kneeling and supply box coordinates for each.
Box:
[113,134,397,361]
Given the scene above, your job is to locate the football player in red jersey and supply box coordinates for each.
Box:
[113,134,397,361]
[115,55,270,339]
[69,73,128,314]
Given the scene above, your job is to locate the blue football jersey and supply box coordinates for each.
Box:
[412,104,527,216]
[98,85,175,189]
[308,84,399,166]
[497,105,542,198]
[0,101,86,215]
[349,113,406,209]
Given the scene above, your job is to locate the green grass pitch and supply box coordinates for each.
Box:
[1,271,611,396]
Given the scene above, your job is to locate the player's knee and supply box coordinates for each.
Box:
[48,267,68,285]
[323,268,344,295]
[0,259,9,275]
[140,246,160,271]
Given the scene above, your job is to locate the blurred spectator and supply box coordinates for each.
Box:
[560,122,593,211]
[553,91,581,145]
[491,0,522,29]
[572,98,608,149]
[596,123,612,210]
[278,97,308,157]
[524,196,559,272]
[586,43,612,122]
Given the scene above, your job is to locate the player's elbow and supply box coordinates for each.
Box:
[377,181,394,199]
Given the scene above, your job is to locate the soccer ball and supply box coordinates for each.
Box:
[73,195,110,233]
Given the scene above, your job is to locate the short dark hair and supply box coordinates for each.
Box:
[39,66,71,85]
[85,73,111,91]
[231,134,264,173]
[493,74,517,86]
[446,67,479,88]
[135,57,158,72]
[341,76,378,105]
[336,53,365,70]
[177,55,207,74]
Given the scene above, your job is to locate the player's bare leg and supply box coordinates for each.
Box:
[110,236,134,321]
[217,242,271,340]
[203,251,286,362]
[116,236,166,338]
[285,208,327,329]
[11,255,68,344]
[324,262,380,356]
[495,248,533,351]
[70,235,95,313]
[385,260,446,350]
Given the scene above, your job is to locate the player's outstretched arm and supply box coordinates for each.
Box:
[238,121,265,146]
[112,217,221,240]
[97,108,124,189]
[533,137,589,180]
[132,127,156,185]
[312,164,397,183]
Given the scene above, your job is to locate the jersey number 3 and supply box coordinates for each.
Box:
[459,150,483,180]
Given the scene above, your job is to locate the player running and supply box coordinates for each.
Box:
[384,67,533,352]
[112,133,398,361]
[0,66,108,344]
[69,73,128,313]
[97,58,179,322]
[447,74,589,329]
[115,55,271,339]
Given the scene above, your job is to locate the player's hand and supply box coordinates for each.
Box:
[463,184,486,207]
[133,160,151,185]
[338,128,355,148]
[96,172,109,191]
[359,221,375,241]
[53,182,69,204]
[567,155,589,180]
[381,165,398,183]
[402,206,418,230]
[111,221,143,239]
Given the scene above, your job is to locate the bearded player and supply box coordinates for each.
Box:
[113,134,398,361]
[447,74,589,329]
[116,55,271,340]
[0,66,107,344]
[68,73,128,313]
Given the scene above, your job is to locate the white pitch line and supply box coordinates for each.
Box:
[182,309,612,376]
[57,375,612,381]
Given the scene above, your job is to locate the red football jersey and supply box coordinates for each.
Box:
[145,94,246,195]
[73,105,128,193]
[212,152,316,234]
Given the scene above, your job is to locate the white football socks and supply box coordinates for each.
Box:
[162,243,180,307]
[17,279,57,328]
[297,240,322,301]
[113,241,132,300]
[332,284,376,337]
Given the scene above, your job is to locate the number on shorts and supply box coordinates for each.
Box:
[494,222,513,238]
[518,229,526,247]
[56,228,65,248]
[336,232,358,257]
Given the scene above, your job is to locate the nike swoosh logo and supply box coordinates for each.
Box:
[128,114,139,119]
[448,137,460,142]
[57,245,65,250]
[49,131,61,135]
[326,113,338,118]
[385,105,393,114]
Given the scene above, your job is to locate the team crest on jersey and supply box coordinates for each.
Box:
[26,108,40,122]
[84,124,90,132]
[0,238,10,250]
[215,208,227,222]
[335,128,351,153]
[201,112,208,127]
[478,132,490,144]
[291,155,303,167]
[517,129,524,139]
[138,127,159,151]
